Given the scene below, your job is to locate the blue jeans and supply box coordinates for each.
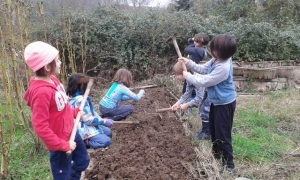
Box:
[100,104,134,121]
[198,93,211,123]
[88,125,112,149]
[50,132,90,180]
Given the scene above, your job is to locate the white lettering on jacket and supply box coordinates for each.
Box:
[55,84,69,111]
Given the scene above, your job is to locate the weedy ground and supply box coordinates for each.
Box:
[7,75,300,180]
[152,75,300,180]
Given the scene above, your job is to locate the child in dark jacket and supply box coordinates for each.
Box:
[178,34,237,173]
[99,68,145,121]
[67,73,113,149]
[23,41,89,180]
[185,32,209,64]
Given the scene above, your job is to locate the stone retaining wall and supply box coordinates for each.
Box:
[232,61,300,92]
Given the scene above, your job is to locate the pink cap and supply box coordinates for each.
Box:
[24,41,59,72]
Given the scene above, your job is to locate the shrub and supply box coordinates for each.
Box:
[29,3,300,81]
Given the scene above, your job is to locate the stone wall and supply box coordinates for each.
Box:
[232,61,300,92]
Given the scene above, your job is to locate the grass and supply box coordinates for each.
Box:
[8,126,51,180]
[0,102,51,179]
[233,108,294,163]
[151,74,300,179]
[176,83,300,179]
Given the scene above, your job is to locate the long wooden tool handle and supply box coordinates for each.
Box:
[172,37,187,71]
[172,37,182,58]
[113,121,139,124]
[156,107,172,113]
[130,85,158,90]
[66,79,94,155]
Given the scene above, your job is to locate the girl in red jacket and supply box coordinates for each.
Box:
[23,41,89,180]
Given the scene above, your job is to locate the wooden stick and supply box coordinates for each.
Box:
[156,107,172,113]
[113,121,139,124]
[172,37,187,71]
[130,84,158,90]
[66,79,94,155]
[166,88,179,101]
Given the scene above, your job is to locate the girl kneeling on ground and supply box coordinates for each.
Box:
[67,73,113,149]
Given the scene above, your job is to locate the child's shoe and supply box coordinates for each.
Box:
[197,121,211,140]
[197,130,211,140]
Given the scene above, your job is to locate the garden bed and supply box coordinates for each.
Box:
[83,87,196,179]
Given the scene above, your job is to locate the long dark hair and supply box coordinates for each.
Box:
[66,73,88,97]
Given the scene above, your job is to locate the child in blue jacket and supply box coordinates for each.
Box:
[178,34,237,173]
[99,68,145,121]
[67,73,113,149]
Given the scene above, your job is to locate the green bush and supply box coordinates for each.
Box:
[30,3,300,80]
[43,6,213,80]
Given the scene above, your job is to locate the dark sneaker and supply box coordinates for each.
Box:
[197,131,211,140]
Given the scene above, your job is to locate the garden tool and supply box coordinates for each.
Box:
[155,107,172,113]
[130,84,158,90]
[113,120,140,124]
[166,34,187,71]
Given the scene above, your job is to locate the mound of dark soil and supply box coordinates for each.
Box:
[84,87,196,180]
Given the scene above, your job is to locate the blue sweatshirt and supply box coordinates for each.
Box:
[185,58,236,105]
[100,82,144,109]
[70,93,106,140]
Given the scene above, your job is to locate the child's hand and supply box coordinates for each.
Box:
[180,103,189,110]
[104,119,113,127]
[178,57,189,64]
[69,141,76,151]
[78,110,84,118]
[171,102,181,111]
[139,89,145,96]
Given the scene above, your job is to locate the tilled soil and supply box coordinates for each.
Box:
[84,87,196,180]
